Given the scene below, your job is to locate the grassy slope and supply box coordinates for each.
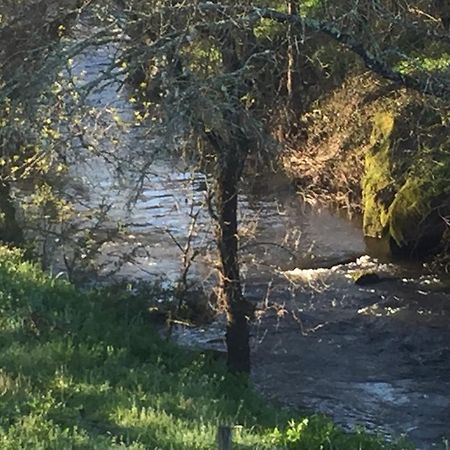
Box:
[0,246,412,449]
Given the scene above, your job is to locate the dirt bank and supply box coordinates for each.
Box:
[281,73,450,256]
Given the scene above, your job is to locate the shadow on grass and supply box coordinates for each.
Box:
[0,247,413,449]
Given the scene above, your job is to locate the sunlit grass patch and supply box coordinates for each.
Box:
[0,246,412,449]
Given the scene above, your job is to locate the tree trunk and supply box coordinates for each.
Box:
[216,143,250,374]
[0,182,24,246]
[208,26,252,374]
[286,1,301,113]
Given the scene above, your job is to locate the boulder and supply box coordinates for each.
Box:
[362,106,450,257]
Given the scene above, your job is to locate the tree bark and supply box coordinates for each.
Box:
[205,27,252,374]
[217,145,250,374]
[286,0,300,112]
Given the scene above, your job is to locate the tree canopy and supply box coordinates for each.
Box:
[1,0,450,371]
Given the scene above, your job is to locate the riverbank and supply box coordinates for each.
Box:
[0,245,413,449]
[280,73,377,214]
[281,72,450,258]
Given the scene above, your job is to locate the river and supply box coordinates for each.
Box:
[52,21,450,449]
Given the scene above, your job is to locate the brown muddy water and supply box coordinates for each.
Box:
[48,27,450,449]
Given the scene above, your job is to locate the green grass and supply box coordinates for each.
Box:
[0,246,413,449]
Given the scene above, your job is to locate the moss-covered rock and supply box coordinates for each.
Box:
[281,68,450,259]
[362,104,450,256]
[362,112,396,239]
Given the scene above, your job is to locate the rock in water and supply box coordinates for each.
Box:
[354,272,383,286]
